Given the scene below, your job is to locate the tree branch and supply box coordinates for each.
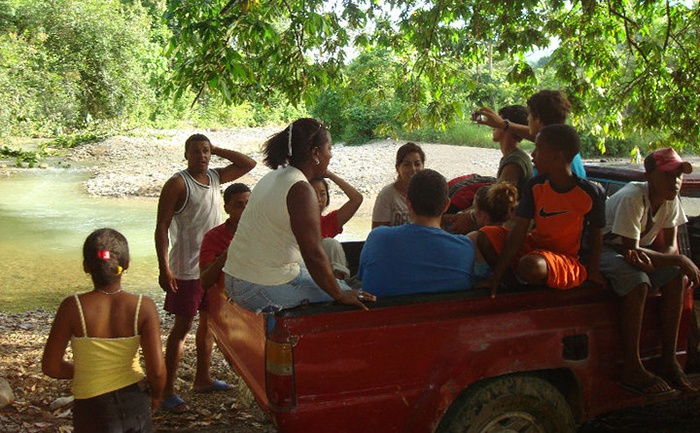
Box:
[191,85,205,107]
[608,2,649,64]
[220,0,240,15]
[662,0,671,52]
[414,0,443,84]
[282,0,306,60]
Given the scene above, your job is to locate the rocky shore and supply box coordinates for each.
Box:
[52,126,507,235]
[61,126,504,200]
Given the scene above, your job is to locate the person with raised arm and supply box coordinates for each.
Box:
[310,171,363,281]
[474,89,586,179]
[155,133,256,413]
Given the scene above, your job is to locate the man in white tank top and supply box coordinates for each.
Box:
[155,134,256,413]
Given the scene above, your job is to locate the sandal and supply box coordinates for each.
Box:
[193,379,231,393]
[160,394,190,414]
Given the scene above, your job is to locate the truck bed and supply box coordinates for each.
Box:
[207,163,700,432]
[208,276,698,433]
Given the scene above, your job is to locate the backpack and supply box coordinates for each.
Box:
[446,174,497,213]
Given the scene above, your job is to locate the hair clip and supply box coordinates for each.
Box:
[97,250,111,260]
[287,123,294,156]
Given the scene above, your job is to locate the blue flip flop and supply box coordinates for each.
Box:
[160,394,190,414]
[193,379,231,393]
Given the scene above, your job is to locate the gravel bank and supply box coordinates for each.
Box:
[64,127,504,201]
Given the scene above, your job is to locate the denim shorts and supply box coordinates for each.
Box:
[73,381,151,433]
[225,266,351,313]
[600,245,682,296]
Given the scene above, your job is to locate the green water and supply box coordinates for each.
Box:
[0,169,373,313]
[0,170,165,312]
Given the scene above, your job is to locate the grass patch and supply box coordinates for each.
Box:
[401,120,499,149]
[50,131,111,149]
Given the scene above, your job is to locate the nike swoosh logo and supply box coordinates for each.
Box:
[539,208,569,218]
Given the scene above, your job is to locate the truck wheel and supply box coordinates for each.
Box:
[438,375,575,433]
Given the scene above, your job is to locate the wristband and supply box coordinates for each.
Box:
[503,120,511,131]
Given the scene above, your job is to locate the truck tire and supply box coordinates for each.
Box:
[437,375,575,433]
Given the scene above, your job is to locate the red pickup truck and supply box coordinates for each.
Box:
[208,163,700,433]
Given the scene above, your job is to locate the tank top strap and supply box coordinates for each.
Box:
[175,170,191,214]
[134,294,143,336]
[73,294,88,337]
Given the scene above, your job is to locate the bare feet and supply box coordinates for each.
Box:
[657,361,697,392]
[621,369,676,396]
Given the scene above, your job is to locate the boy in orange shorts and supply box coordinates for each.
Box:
[476,124,606,297]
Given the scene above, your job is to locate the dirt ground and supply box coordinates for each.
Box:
[0,309,276,433]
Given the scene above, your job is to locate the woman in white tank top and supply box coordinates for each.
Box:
[223,118,376,312]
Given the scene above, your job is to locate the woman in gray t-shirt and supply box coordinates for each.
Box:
[371,142,425,228]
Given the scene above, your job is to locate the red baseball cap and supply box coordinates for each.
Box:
[644,148,692,174]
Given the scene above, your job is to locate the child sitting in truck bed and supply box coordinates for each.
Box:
[600,148,700,396]
[476,124,606,297]
[310,171,363,282]
[359,169,475,297]
[467,182,518,285]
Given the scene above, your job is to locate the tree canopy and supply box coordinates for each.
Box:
[0,0,160,135]
[164,0,700,151]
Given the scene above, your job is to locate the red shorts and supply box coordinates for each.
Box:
[164,279,207,316]
[479,226,587,289]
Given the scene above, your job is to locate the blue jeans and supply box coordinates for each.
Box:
[225,266,351,313]
[73,382,151,433]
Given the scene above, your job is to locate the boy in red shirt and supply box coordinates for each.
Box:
[200,183,251,292]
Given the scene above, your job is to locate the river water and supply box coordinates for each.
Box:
[0,170,161,312]
[0,169,372,313]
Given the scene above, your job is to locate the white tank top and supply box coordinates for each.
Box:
[223,165,307,285]
[169,169,221,279]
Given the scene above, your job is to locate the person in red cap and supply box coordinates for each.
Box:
[600,147,700,396]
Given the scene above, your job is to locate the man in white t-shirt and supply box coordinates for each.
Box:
[601,148,700,396]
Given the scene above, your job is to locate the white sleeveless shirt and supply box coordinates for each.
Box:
[169,169,221,279]
[223,165,307,285]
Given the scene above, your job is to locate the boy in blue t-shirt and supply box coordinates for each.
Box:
[359,169,475,297]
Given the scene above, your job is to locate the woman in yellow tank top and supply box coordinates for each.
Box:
[42,228,165,433]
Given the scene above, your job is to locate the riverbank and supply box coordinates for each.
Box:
[60,126,504,200]
[0,128,504,432]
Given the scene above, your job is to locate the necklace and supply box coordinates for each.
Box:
[96,288,123,295]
